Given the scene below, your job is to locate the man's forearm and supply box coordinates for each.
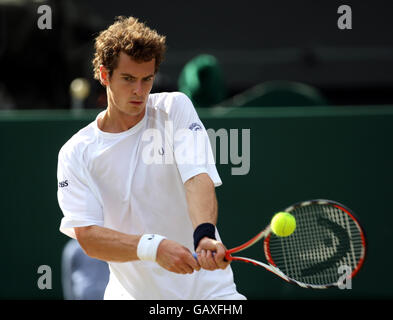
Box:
[184,173,229,270]
[74,225,201,274]
[74,225,142,262]
[184,173,218,229]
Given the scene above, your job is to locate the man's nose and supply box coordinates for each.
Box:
[132,81,143,96]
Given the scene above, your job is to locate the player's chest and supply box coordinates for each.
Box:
[88,141,178,201]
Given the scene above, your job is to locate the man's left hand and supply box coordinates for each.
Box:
[195,237,230,270]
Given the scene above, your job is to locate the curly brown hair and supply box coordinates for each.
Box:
[92,16,166,81]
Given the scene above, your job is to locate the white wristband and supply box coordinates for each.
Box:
[137,234,166,262]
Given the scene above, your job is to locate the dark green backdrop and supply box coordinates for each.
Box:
[1,106,392,299]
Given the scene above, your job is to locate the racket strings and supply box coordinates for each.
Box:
[267,204,364,286]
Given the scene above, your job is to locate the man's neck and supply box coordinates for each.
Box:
[98,105,145,133]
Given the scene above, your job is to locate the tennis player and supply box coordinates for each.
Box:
[57,16,246,300]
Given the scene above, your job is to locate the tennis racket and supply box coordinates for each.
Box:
[197,199,367,289]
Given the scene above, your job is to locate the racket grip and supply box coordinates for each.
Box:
[192,252,229,262]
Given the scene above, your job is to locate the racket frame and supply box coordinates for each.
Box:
[225,199,367,289]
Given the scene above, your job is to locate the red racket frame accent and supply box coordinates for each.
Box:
[225,228,270,261]
[263,234,276,267]
[332,204,367,279]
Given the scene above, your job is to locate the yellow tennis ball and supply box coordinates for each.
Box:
[270,212,296,237]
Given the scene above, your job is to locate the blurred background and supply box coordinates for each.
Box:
[1,0,393,109]
[0,0,392,300]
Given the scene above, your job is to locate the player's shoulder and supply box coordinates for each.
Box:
[58,121,97,163]
[148,91,194,115]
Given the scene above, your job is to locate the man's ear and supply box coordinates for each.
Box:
[99,65,109,86]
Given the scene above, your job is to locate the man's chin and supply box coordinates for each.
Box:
[122,104,146,117]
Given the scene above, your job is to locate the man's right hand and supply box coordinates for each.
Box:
[156,239,201,274]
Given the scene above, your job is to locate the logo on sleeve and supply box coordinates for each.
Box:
[58,180,68,188]
[189,122,202,131]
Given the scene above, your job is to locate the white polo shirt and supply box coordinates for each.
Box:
[57,92,245,300]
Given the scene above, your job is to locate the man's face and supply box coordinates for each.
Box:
[101,52,155,117]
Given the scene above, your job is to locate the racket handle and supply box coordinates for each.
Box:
[192,252,230,262]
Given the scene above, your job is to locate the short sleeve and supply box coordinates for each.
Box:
[170,93,222,187]
[57,147,104,239]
